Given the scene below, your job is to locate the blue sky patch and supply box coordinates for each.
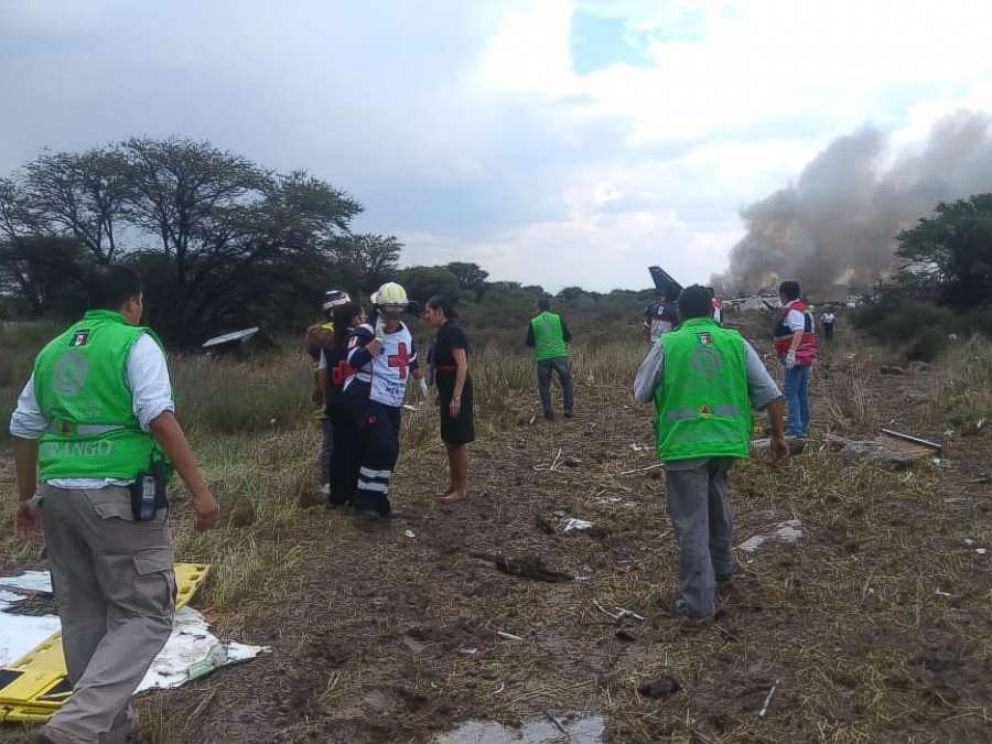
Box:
[570,9,653,75]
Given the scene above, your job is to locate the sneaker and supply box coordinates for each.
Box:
[544,412,555,421]
[673,598,715,624]
[563,411,574,419]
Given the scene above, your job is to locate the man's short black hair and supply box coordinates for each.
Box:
[677,284,713,321]
[779,280,801,301]
[663,284,681,302]
[88,265,142,310]
[537,296,551,311]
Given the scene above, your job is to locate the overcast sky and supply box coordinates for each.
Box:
[2,0,992,291]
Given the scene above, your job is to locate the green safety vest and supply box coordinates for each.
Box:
[530,312,568,362]
[34,310,168,480]
[654,317,752,461]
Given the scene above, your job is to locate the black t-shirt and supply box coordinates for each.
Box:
[432,320,469,378]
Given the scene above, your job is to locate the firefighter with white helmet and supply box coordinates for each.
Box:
[339,281,428,516]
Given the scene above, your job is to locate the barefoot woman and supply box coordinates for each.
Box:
[425,294,474,501]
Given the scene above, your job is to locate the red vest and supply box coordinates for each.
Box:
[773,302,817,364]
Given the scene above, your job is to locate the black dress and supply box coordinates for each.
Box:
[433,319,475,445]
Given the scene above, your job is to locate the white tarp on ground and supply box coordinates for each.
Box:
[1,571,267,690]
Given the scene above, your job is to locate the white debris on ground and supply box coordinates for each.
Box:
[563,518,595,533]
[739,519,803,554]
[1,571,268,689]
[139,607,267,691]
[0,571,61,666]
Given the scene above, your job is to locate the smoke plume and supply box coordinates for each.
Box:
[715,111,992,295]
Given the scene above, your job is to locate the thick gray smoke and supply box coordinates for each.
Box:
[715,111,992,295]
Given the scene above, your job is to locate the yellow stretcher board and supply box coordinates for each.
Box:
[0,563,209,724]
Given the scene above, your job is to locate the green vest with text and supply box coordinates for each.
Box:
[530,312,568,362]
[34,310,166,480]
[654,317,752,461]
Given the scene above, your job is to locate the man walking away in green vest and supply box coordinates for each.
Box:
[526,297,575,420]
[633,285,788,623]
[10,266,219,744]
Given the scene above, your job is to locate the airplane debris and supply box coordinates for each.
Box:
[469,552,574,583]
[759,678,781,718]
[739,520,803,554]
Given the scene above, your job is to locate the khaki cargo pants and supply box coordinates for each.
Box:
[38,484,175,744]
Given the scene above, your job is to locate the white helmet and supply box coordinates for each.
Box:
[321,289,351,313]
[372,282,409,318]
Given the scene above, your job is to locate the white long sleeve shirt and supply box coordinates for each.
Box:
[9,333,175,488]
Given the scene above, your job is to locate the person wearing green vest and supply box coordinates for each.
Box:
[10,266,219,744]
[525,297,575,420]
[633,285,788,623]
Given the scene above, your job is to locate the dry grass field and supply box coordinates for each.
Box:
[1,315,991,743]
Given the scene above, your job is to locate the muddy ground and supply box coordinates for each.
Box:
[3,326,991,743]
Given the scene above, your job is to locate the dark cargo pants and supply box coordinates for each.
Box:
[38,485,175,744]
[537,357,574,418]
[664,458,736,620]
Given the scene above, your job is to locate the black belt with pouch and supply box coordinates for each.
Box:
[129,461,169,521]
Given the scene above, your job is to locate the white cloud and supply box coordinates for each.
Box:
[2,0,992,292]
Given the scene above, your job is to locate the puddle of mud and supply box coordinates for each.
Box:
[435,713,605,744]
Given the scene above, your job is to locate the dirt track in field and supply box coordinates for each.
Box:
[3,325,992,744]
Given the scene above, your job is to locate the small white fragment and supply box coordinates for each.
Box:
[964,538,975,546]
[935,590,951,597]
[496,630,523,641]
[976,548,987,556]
[563,518,595,533]
[404,530,416,539]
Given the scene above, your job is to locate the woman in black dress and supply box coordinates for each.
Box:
[424,294,474,502]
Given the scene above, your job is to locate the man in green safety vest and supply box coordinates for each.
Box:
[526,296,575,420]
[633,285,788,622]
[10,266,219,744]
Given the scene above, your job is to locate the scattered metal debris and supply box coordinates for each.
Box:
[563,518,595,533]
[739,520,803,554]
[201,327,270,355]
[759,678,781,718]
[880,429,942,456]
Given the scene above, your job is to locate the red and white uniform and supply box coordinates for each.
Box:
[343,322,419,407]
[773,300,817,365]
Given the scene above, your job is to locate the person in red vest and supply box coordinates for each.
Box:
[773,280,818,437]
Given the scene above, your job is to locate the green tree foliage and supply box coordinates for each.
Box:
[896,193,992,309]
[557,286,586,302]
[0,139,382,346]
[330,233,402,294]
[0,236,93,317]
[446,261,489,298]
[396,265,461,304]
[23,148,132,262]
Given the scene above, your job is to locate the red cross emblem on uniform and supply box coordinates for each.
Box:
[331,360,352,385]
[388,342,410,380]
